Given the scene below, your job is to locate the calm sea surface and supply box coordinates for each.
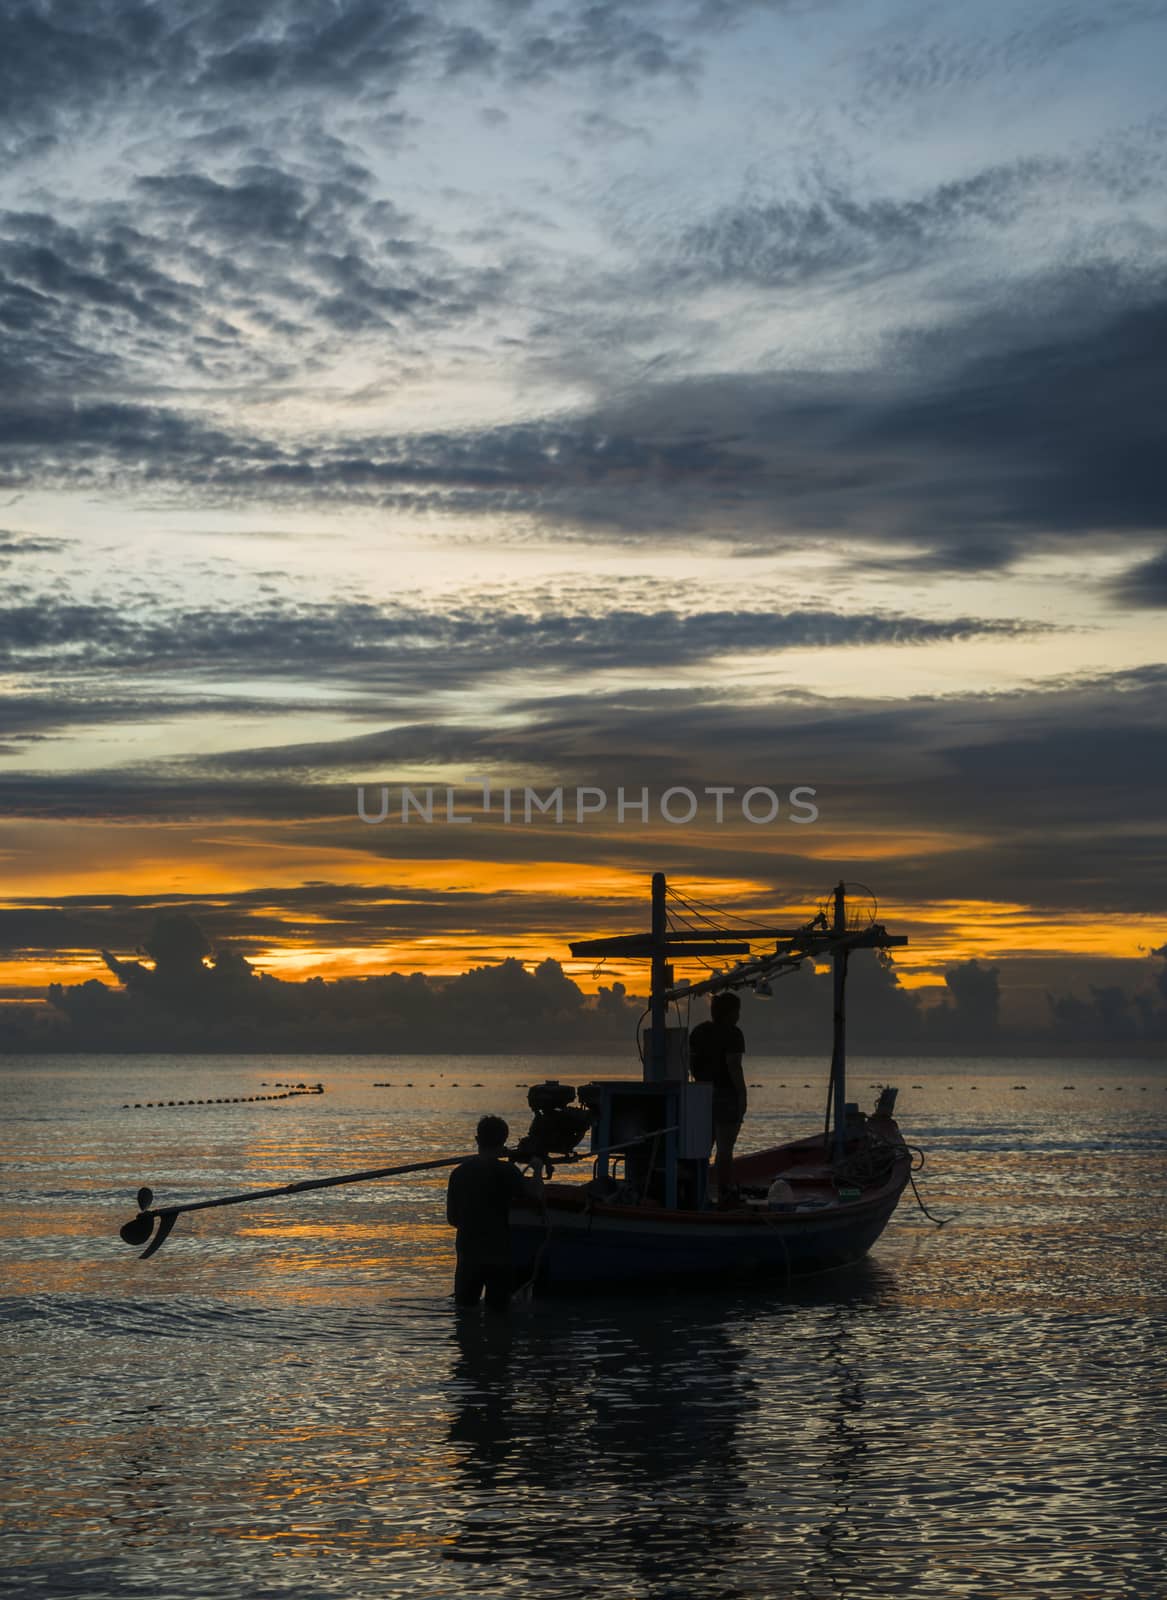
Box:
[2,1054,1164,1599]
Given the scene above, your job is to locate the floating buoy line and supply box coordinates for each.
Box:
[122,1074,1159,1112]
[372,1080,487,1088]
[123,1084,323,1109]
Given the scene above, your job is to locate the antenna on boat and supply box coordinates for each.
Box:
[650,871,669,1081]
[829,881,848,1161]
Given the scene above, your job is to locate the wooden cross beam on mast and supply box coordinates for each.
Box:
[568,875,909,1128]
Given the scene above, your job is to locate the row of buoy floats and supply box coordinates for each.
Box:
[123,1084,324,1108]
[368,1079,1155,1093]
[859,1081,1153,1093]
[373,1081,486,1088]
[902,1084,1144,1092]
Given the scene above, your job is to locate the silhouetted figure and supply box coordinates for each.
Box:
[446,1115,543,1311]
[688,992,747,1206]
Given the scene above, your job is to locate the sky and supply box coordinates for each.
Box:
[1,0,1165,1047]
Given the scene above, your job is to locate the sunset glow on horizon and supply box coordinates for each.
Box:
[1,0,1164,1049]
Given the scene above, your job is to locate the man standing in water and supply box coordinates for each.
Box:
[446,1115,544,1310]
[688,991,747,1207]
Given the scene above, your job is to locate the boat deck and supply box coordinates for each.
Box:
[534,1117,909,1225]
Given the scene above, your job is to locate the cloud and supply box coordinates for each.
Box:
[0,531,70,560]
[674,160,1051,290]
[1108,546,1167,607]
[0,2,431,161]
[0,881,613,962]
[2,659,1163,921]
[4,215,1163,570]
[0,0,707,166]
[851,2,1167,104]
[2,2,1164,580]
[0,687,348,741]
[1,906,645,1053]
[134,166,321,246]
[4,904,1164,1055]
[0,591,1042,689]
[572,109,652,145]
[500,2,696,86]
[0,147,502,409]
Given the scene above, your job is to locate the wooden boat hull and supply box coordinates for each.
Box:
[509,1121,911,1289]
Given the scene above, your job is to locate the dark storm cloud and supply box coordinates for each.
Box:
[0,688,355,742]
[2,6,1162,577]
[859,292,1167,545]
[4,220,1162,568]
[465,661,1167,822]
[0,401,267,485]
[587,259,1167,561]
[0,593,1039,686]
[0,770,332,825]
[528,275,1167,563]
[3,662,1163,919]
[0,881,530,960]
[1108,546,1167,607]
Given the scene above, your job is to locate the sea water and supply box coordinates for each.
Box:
[1,1054,1163,1599]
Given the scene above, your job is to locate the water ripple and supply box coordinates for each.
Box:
[2,1055,1164,1600]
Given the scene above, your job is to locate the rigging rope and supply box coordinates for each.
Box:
[903,1145,956,1226]
[667,882,761,931]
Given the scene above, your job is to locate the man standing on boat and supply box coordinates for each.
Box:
[446,1115,544,1311]
[688,992,747,1207]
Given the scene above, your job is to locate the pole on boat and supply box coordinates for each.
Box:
[830,880,847,1160]
[119,1129,679,1259]
[117,1153,475,1259]
[648,870,669,1082]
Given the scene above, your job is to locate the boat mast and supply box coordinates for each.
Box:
[573,874,907,1168]
[830,881,847,1159]
[649,871,669,1081]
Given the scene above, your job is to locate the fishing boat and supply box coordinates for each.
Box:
[506,874,915,1289]
[117,874,919,1284]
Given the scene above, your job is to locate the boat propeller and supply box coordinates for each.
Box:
[118,1187,181,1258]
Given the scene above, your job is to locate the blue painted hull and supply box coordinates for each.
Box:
[509,1152,911,1289]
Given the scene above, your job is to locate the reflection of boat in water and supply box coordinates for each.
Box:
[445,1295,756,1573]
[444,1275,899,1582]
[508,875,914,1290]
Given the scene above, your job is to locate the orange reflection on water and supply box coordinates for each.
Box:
[223,1525,456,1553]
[0,1212,97,1239]
[238,1220,449,1247]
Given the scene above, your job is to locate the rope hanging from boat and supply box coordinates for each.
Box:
[512,1208,554,1302]
[903,1145,956,1227]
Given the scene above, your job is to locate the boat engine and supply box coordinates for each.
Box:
[514,1080,595,1171]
